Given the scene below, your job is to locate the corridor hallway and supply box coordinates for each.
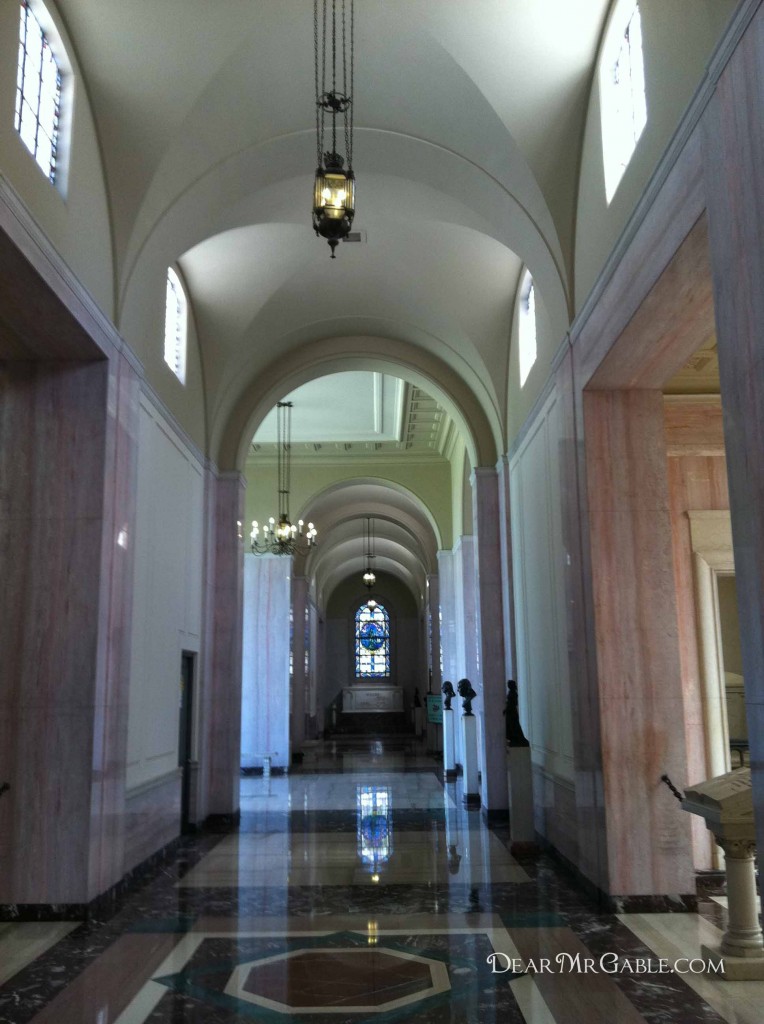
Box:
[0,740,762,1024]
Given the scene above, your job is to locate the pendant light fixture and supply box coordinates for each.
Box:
[250,402,318,555]
[312,0,355,258]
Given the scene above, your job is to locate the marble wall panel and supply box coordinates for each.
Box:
[667,453,730,870]
[555,348,610,893]
[702,4,764,872]
[583,390,694,896]
[241,554,291,770]
[124,772,182,874]
[89,353,140,899]
[532,766,579,867]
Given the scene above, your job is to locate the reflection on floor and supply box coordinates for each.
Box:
[0,737,762,1023]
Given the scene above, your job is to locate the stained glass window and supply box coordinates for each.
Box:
[355,603,390,677]
[15,1,62,183]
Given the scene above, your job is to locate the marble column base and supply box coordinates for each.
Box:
[507,746,538,853]
[443,710,457,781]
[701,944,764,981]
[461,715,480,808]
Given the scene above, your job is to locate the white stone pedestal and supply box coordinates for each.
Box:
[682,769,764,980]
[702,838,764,979]
[507,745,537,852]
[414,708,423,737]
[443,709,457,781]
[461,714,480,808]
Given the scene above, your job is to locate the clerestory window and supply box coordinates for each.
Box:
[15,1,62,183]
[518,272,537,388]
[600,0,647,203]
[164,267,188,384]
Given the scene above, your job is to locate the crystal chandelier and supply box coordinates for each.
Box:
[362,516,377,608]
[250,402,317,555]
[312,0,355,258]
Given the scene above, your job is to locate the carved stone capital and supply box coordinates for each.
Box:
[717,837,757,859]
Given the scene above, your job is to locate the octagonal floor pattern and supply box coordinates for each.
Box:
[1,738,762,1023]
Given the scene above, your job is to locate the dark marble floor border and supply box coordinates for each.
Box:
[534,834,698,914]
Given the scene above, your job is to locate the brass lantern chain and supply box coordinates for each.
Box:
[312,0,356,258]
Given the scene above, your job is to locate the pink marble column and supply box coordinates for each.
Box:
[426,574,442,692]
[496,455,518,679]
[203,471,245,818]
[0,352,139,907]
[471,468,509,815]
[291,573,309,758]
[703,7,764,873]
[582,390,694,896]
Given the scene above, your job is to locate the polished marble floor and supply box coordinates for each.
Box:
[0,738,762,1023]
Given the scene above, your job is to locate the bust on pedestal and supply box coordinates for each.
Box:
[457,679,480,808]
[504,680,537,853]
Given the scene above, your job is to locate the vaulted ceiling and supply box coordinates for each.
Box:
[53,0,611,463]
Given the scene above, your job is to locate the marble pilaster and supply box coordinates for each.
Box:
[496,455,517,679]
[436,551,456,687]
[582,390,694,896]
[0,351,139,907]
[471,468,509,815]
[290,575,309,758]
[426,574,442,693]
[204,472,245,815]
[702,6,764,877]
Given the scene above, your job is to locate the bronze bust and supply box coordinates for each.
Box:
[457,678,477,716]
[441,680,455,710]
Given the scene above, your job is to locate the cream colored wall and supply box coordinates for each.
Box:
[509,388,574,782]
[245,459,453,551]
[127,394,205,790]
[0,0,113,316]
[449,437,471,539]
[118,260,208,451]
[574,0,735,311]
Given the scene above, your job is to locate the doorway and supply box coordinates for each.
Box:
[179,651,196,833]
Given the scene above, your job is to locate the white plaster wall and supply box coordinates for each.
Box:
[509,391,574,781]
[241,554,292,770]
[127,395,205,789]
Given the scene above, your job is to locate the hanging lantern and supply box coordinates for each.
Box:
[313,0,355,258]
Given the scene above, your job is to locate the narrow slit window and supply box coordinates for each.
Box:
[15,1,62,183]
[164,268,188,384]
[518,273,537,387]
[600,0,647,203]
